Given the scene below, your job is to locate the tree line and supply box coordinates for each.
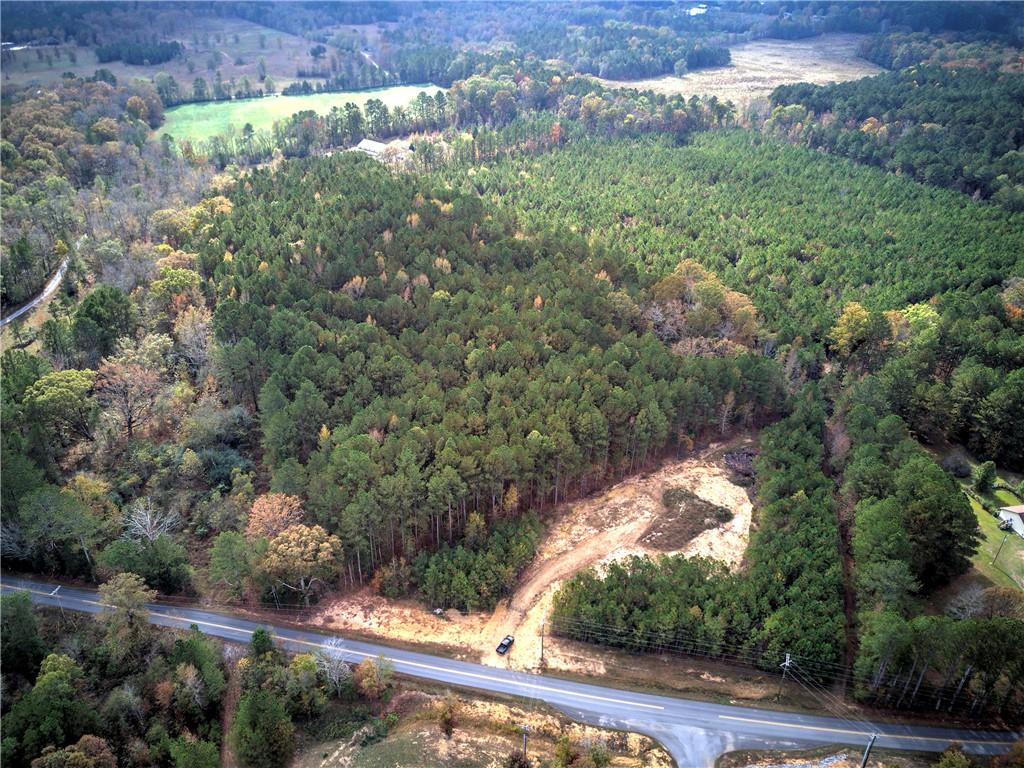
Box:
[858,31,1024,71]
[1,579,227,768]
[0,582,413,768]
[96,39,183,66]
[182,60,736,168]
[834,372,1023,717]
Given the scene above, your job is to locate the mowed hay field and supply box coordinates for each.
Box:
[597,33,884,107]
[158,84,442,143]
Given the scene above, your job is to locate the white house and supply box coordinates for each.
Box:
[351,138,414,164]
[353,138,389,158]
[998,505,1024,538]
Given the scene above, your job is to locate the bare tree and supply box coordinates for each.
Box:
[719,390,736,436]
[174,305,212,372]
[945,583,985,619]
[315,637,352,698]
[95,360,161,439]
[0,521,31,560]
[123,496,180,542]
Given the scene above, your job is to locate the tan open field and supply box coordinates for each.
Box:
[2,16,325,92]
[597,33,884,108]
[313,436,756,678]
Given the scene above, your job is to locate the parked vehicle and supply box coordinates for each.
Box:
[496,635,514,655]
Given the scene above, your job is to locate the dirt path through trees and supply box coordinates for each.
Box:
[314,436,756,674]
[482,437,755,670]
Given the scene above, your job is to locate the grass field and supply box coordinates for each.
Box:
[1,15,331,92]
[158,84,441,143]
[952,457,1024,591]
[966,493,1024,590]
[596,33,883,111]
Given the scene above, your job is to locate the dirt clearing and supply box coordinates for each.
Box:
[313,436,756,676]
[717,745,936,768]
[597,34,883,107]
[295,689,672,768]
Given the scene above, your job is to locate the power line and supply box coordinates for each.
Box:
[787,664,876,738]
[547,614,994,713]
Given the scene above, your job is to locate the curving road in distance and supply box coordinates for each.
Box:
[2,576,1018,767]
[0,258,69,327]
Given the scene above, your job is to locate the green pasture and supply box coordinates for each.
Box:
[159,84,442,143]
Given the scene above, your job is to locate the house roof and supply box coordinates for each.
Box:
[1000,505,1024,516]
[355,138,388,154]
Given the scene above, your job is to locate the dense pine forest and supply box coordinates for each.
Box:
[770,67,1024,208]
[3,2,1024,766]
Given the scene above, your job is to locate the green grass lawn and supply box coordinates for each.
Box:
[926,445,1024,591]
[158,84,442,143]
[966,494,1024,590]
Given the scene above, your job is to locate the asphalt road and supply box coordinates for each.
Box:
[3,575,1019,767]
[0,258,69,327]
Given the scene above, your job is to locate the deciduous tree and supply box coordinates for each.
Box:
[25,369,98,442]
[260,523,342,606]
[246,493,305,540]
[98,572,157,667]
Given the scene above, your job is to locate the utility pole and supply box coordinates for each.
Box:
[777,652,792,700]
[992,533,1009,565]
[859,732,877,768]
[520,725,530,756]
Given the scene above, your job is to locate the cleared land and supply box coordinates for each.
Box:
[717,746,936,768]
[597,33,884,108]
[294,690,671,768]
[158,84,441,143]
[313,437,755,677]
[2,15,324,91]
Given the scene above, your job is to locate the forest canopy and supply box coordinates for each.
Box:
[770,67,1024,209]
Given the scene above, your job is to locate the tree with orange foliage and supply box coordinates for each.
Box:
[353,656,393,702]
[246,493,304,540]
[550,121,563,145]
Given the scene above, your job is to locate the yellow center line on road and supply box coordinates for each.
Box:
[1,585,662,712]
[718,715,1018,747]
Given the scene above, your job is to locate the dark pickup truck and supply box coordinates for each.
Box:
[496,635,514,655]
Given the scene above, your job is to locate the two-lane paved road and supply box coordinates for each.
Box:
[3,576,1018,767]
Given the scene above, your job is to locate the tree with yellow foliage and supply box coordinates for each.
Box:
[260,524,341,607]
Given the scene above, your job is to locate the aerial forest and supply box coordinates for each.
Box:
[2,3,1024,762]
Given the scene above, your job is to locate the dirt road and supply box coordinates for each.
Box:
[314,437,756,675]
[481,438,755,671]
